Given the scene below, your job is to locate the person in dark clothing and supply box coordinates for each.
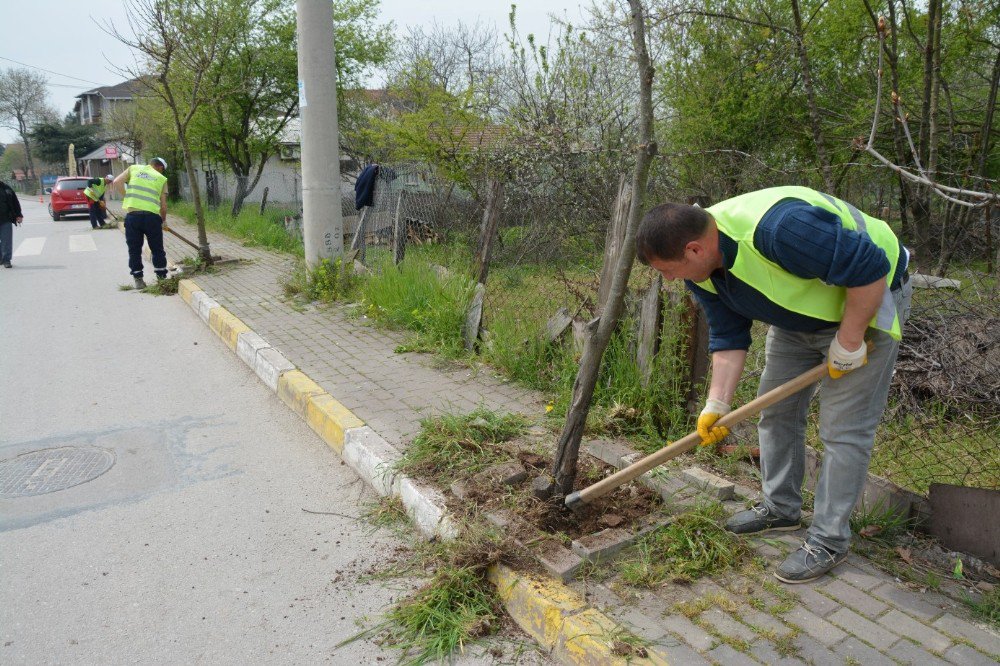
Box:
[84,175,113,229]
[0,179,24,268]
[636,186,911,584]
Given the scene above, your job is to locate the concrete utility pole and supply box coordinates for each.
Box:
[296,0,342,267]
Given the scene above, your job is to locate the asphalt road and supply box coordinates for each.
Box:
[0,200,537,664]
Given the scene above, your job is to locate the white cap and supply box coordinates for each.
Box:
[106,174,114,180]
[151,157,168,170]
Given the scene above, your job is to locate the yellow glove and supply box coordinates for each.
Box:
[827,334,868,379]
[697,398,731,446]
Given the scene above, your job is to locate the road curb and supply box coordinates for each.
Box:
[174,278,668,665]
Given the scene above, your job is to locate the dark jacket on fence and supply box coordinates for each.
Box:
[354,164,379,210]
[0,180,23,224]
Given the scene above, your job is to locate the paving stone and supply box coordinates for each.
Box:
[877,609,952,652]
[661,614,716,652]
[652,640,712,665]
[835,636,899,666]
[738,605,796,638]
[750,637,808,665]
[887,639,952,666]
[869,582,947,622]
[699,608,756,642]
[933,614,1000,658]
[706,643,763,665]
[607,605,669,642]
[834,562,889,589]
[784,606,848,646]
[942,643,1000,666]
[828,607,900,649]
[570,528,636,563]
[790,634,843,666]
[531,540,584,582]
[681,466,736,500]
[786,583,841,617]
[820,578,890,618]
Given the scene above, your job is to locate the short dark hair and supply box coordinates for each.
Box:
[635,203,710,264]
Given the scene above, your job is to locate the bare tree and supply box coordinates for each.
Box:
[544,0,658,499]
[107,0,247,262]
[0,68,56,188]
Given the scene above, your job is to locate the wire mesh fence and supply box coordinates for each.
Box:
[324,156,999,497]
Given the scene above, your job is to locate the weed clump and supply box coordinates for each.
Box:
[284,258,355,303]
[398,409,528,485]
[619,503,752,586]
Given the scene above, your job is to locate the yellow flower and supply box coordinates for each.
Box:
[545,402,554,413]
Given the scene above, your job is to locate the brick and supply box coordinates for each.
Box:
[869,582,946,622]
[662,614,716,652]
[570,528,635,563]
[834,562,889,590]
[786,584,840,617]
[653,641,711,665]
[681,466,736,499]
[877,609,951,652]
[887,639,951,666]
[835,636,899,666]
[606,605,669,642]
[784,606,848,646]
[820,578,889,618]
[750,638,808,665]
[706,643,762,666]
[943,643,1000,666]
[531,540,584,582]
[738,605,796,638]
[932,614,1000,657]
[828,607,900,649]
[699,608,755,642]
[581,438,634,467]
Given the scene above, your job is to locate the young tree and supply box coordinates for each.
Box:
[0,68,56,188]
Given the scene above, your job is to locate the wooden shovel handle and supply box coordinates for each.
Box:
[565,360,828,509]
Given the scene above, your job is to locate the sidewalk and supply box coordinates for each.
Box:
[155,214,1000,666]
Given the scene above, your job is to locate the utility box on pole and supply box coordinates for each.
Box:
[296,0,342,268]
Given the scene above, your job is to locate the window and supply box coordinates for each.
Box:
[56,179,90,190]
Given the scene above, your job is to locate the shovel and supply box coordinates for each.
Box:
[565,359,831,510]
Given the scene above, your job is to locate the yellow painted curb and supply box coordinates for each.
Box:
[208,307,251,351]
[305,393,364,454]
[178,279,202,304]
[277,370,327,418]
[488,564,670,665]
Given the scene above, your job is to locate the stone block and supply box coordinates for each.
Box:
[253,347,295,392]
[661,614,715,652]
[828,607,899,649]
[784,606,847,646]
[342,426,400,497]
[236,331,270,368]
[932,613,1000,656]
[877,609,951,652]
[582,439,635,467]
[532,540,584,582]
[706,643,760,666]
[820,579,889,618]
[681,466,736,500]
[888,640,950,666]
[869,583,945,623]
[943,643,1000,666]
[834,637,898,666]
[570,528,635,563]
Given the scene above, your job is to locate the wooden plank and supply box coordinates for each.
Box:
[929,484,1000,566]
[636,273,663,388]
[545,307,573,343]
[474,180,505,284]
[464,282,486,352]
[392,191,407,265]
[596,175,632,314]
[350,206,369,263]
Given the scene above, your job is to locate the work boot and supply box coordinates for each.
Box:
[774,538,847,584]
[725,503,800,535]
[3,261,11,268]
[133,276,147,289]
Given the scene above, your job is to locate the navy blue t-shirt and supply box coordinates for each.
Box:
[687,199,907,352]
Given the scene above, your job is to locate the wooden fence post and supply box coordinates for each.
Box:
[636,273,663,388]
[259,186,269,215]
[596,174,632,314]
[350,206,369,263]
[474,179,505,284]
[392,190,406,265]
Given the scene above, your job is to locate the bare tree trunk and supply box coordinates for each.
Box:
[178,133,212,263]
[231,174,250,217]
[908,0,941,263]
[790,0,834,193]
[547,0,658,498]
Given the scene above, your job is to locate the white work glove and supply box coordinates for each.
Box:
[697,398,732,446]
[827,334,868,379]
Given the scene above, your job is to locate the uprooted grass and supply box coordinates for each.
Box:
[342,524,507,665]
[617,502,753,586]
[396,409,529,486]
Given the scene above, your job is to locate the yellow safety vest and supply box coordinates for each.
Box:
[122,165,167,215]
[697,186,903,340]
[84,180,106,202]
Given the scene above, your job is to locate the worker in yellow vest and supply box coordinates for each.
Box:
[83,174,113,229]
[636,186,911,584]
[112,158,168,289]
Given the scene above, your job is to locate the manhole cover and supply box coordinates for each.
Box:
[0,446,115,499]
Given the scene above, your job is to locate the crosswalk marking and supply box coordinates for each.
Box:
[69,235,97,252]
[13,237,46,257]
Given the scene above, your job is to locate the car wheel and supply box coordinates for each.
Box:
[52,211,61,221]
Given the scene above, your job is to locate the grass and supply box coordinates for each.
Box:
[140,275,181,296]
[849,498,913,548]
[963,586,1000,628]
[170,200,303,256]
[396,409,529,486]
[283,257,357,303]
[617,502,753,586]
[358,256,477,358]
[362,496,409,534]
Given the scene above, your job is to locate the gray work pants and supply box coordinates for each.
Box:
[756,279,912,554]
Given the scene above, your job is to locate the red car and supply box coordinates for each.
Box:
[49,177,93,220]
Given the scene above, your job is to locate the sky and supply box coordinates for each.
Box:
[0,0,589,144]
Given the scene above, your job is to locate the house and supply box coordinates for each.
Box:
[73,79,145,127]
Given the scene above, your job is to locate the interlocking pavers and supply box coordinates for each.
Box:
[706,642,762,665]
[878,609,952,652]
[888,639,952,666]
[932,614,1000,658]
[828,606,900,649]
[820,578,890,618]
[835,636,900,666]
[942,642,1000,666]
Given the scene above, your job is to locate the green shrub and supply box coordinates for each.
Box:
[170,201,303,256]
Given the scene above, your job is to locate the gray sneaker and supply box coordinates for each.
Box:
[133,276,147,289]
[774,539,847,584]
[725,503,800,535]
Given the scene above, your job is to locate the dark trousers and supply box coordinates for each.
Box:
[124,211,167,278]
[88,201,106,228]
[0,221,12,263]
